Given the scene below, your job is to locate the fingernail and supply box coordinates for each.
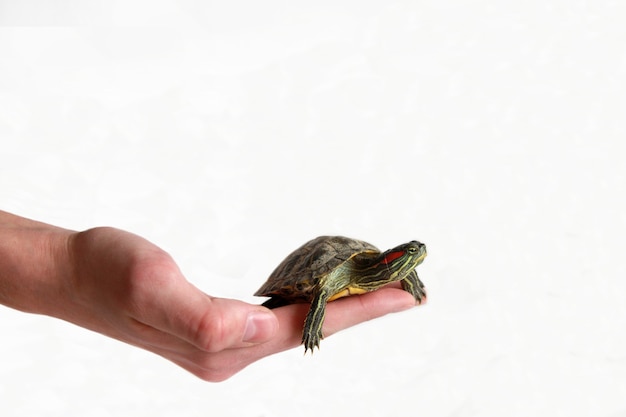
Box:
[243,311,277,343]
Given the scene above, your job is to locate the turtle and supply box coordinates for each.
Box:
[254,236,427,352]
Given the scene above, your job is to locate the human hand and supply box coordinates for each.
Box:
[63,227,420,381]
[0,212,421,382]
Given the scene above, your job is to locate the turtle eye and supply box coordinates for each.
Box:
[408,246,417,254]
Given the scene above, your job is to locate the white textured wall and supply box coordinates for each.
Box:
[1,1,625,416]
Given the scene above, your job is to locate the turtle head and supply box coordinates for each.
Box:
[353,240,427,287]
[380,240,427,277]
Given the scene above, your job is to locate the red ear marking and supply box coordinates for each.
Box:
[382,250,404,265]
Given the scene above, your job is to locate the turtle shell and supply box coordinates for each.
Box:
[254,236,380,305]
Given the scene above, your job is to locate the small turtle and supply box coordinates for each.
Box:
[255,236,427,352]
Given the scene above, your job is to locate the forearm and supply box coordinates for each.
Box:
[0,210,75,315]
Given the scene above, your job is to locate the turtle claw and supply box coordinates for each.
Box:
[302,329,323,354]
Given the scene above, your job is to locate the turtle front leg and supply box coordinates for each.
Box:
[401,270,427,304]
[302,290,329,353]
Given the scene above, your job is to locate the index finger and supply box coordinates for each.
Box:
[229,287,419,360]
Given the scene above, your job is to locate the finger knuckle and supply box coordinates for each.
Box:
[192,309,229,353]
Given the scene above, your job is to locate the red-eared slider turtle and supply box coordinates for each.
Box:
[255,236,427,352]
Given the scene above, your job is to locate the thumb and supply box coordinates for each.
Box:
[189,297,279,352]
[151,283,279,353]
[125,253,279,353]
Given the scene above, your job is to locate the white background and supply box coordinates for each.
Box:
[1,1,625,416]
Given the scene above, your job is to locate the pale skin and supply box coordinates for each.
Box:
[0,210,420,382]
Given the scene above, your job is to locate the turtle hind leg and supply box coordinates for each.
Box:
[401,270,427,304]
[261,297,291,309]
